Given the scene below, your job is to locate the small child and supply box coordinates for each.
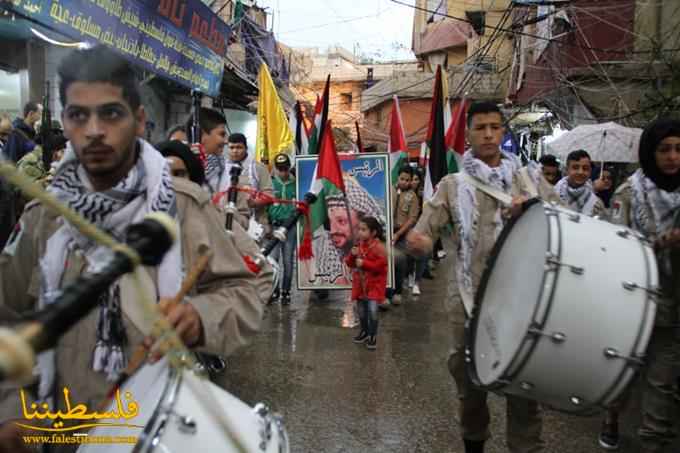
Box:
[344,216,388,350]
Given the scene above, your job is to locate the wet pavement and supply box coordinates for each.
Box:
[217,252,680,453]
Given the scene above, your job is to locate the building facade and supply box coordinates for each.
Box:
[508,0,680,127]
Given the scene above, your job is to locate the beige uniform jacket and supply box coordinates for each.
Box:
[511,167,562,205]
[590,196,608,220]
[392,187,420,230]
[416,167,558,301]
[0,177,272,425]
[612,180,680,326]
[233,161,273,230]
[414,174,500,301]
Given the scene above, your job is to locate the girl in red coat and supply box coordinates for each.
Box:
[345,216,388,350]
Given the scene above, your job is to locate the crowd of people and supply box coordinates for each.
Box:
[0,43,678,453]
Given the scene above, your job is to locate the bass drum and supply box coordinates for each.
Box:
[467,202,658,413]
[79,359,289,453]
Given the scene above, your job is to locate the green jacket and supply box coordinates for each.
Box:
[268,175,296,224]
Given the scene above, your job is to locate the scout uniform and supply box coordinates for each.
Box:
[231,157,273,231]
[392,186,420,233]
[611,178,680,452]
[512,164,564,206]
[415,168,544,453]
[391,185,420,300]
[0,177,273,451]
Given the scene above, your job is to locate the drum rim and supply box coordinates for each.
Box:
[132,363,182,453]
[594,230,656,408]
[466,200,560,391]
[468,203,657,412]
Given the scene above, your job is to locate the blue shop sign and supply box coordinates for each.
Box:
[2,0,230,96]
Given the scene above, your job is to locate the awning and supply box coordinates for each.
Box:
[415,19,475,56]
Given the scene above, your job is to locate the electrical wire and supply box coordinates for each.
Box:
[390,0,680,55]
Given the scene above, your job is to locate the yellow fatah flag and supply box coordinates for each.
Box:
[256,63,294,164]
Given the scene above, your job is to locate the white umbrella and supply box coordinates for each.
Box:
[546,122,642,163]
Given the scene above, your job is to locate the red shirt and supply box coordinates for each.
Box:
[345,238,388,302]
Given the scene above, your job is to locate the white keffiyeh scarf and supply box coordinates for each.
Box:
[630,169,680,236]
[38,139,183,399]
[205,153,226,194]
[457,150,520,299]
[555,177,598,216]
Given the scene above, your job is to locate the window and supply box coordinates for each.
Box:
[340,93,353,109]
[465,11,486,36]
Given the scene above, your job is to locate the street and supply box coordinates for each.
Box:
[219,253,680,453]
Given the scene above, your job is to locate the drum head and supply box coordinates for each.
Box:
[472,202,550,386]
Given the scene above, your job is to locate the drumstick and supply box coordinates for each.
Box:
[98,250,213,408]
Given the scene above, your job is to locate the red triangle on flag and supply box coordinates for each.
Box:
[388,96,408,153]
[316,120,345,193]
[445,99,467,155]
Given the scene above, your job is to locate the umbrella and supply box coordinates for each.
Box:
[546,122,642,163]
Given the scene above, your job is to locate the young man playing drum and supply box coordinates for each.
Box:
[407,101,546,453]
[603,118,680,453]
[554,149,607,219]
[0,46,271,453]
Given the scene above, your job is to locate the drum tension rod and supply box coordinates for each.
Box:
[622,281,662,298]
[617,229,650,244]
[527,325,567,343]
[254,402,275,451]
[603,347,646,367]
[545,253,584,275]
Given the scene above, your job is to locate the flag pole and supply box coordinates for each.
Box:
[342,193,356,248]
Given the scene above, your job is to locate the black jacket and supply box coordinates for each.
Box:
[3,118,36,162]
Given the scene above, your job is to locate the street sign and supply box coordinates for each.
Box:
[1,0,231,96]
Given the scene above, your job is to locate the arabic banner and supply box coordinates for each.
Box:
[296,153,394,290]
[2,0,230,96]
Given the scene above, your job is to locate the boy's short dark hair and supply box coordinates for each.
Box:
[58,46,141,112]
[466,101,504,127]
[398,165,414,177]
[23,101,40,118]
[228,132,247,147]
[566,149,591,165]
[539,154,560,168]
[186,108,226,136]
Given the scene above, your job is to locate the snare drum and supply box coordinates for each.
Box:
[79,359,289,452]
[467,202,658,413]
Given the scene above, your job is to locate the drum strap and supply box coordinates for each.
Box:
[120,269,158,335]
[519,167,539,199]
[459,172,513,205]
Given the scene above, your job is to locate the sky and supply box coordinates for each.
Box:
[256,0,416,61]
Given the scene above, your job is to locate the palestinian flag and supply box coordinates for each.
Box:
[387,95,409,184]
[423,66,448,201]
[307,76,330,155]
[289,101,309,155]
[444,98,468,173]
[299,119,345,260]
